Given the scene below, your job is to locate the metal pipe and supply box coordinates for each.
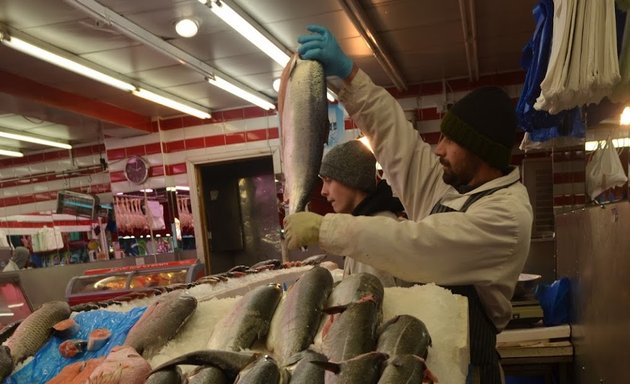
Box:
[338,0,407,91]
[458,0,479,81]
[468,0,480,81]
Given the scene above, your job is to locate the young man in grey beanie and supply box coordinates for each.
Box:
[284,25,533,384]
[319,139,403,287]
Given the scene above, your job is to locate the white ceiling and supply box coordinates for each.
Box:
[0,0,538,154]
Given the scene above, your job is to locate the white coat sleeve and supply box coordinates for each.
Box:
[339,70,448,218]
[319,190,529,286]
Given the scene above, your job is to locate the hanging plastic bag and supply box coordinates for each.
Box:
[585,137,628,200]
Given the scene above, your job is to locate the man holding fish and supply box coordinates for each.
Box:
[284,24,533,384]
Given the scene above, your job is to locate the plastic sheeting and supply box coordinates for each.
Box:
[517,0,585,150]
[4,306,146,384]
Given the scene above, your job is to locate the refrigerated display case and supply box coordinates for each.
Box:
[65,259,205,306]
[0,272,33,326]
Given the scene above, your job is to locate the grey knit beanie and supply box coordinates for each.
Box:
[319,140,377,193]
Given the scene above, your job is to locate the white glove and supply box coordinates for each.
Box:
[283,212,323,250]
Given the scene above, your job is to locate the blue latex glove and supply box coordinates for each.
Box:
[297,24,353,79]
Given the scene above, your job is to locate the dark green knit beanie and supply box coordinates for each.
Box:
[319,140,377,193]
[440,86,516,170]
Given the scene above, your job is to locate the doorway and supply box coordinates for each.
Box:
[199,156,281,273]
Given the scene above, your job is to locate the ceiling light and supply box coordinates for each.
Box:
[0,148,23,157]
[204,0,337,102]
[621,106,630,125]
[272,78,281,93]
[585,138,630,151]
[175,18,199,38]
[208,75,275,110]
[132,89,210,119]
[1,29,211,119]
[0,127,71,149]
[69,0,272,111]
[207,0,290,66]
[0,32,135,92]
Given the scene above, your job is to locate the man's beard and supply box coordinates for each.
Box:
[440,156,480,191]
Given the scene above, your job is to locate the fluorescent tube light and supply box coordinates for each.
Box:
[208,75,276,110]
[0,128,71,149]
[133,89,211,119]
[0,34,135,92]
[0,148,23,157]
[1,30,211,119]
[585,138,630,151]
[208,0,290,67]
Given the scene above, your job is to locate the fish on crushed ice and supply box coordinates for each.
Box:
[207,283,282,351]
[234,355,284,384]
[322,296,380,362]
[312,351,388,384]
[150,349,260,380]
[377,354,438,384]
[124,290,197,357]
[267,266,333,364]
[376,314,432,359]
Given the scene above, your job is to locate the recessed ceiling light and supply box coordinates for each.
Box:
[175,18,199,38]
[272,78,281,93]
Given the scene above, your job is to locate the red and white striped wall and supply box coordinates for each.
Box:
[0,70,588,225]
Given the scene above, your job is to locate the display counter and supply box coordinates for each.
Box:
[65,259,205,306]
[0,272,33,325]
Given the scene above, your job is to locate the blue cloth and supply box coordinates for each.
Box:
[4,307,146,384]
[516,0,585,142]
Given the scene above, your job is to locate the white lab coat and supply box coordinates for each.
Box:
[319,70,533,330]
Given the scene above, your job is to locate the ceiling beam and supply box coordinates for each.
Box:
[338,0,407,91]
[0,70,153,132]
[458,0,480,81]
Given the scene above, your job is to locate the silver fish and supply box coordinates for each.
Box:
[5,300,70,365]
[187,366,228,384]
[279,53,329,214]
[207,283,282,351]
[377,354,429,384]
[144,366,183,384]
[313,351,388,384]
[376,315,432,359]
[327,273,384,310]
[234,355,282,384]
[151,350,260,380]
[287,349,327,384]
[267,266,333,364]
[322,298,379,362]
[124,290,197,357]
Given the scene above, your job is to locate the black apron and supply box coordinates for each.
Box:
[429,183,515,384]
